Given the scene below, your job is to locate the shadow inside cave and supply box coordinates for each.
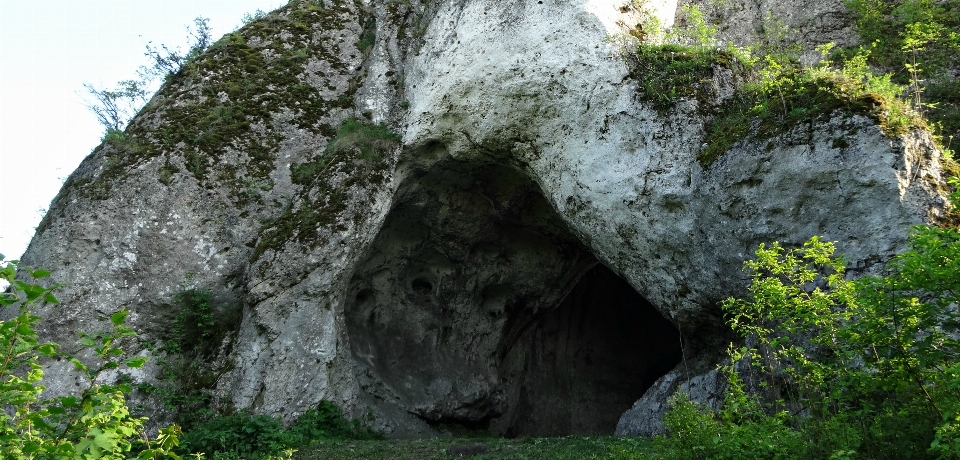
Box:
[344,159,681,436]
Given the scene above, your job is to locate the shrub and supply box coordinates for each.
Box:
[137,289,241,429]
[142,17,213,81]
[657,226,960,459]
[82,80,153,132]
[177,402,380,458]
[0,257,181,459]
[286,401,381,444]
[242,9,268,26]
[178,412,288,457]
[325,118,400,159]
[622,2,953,168]
[627,44,737,111]
[844,0,960,76]
[696,44,920,166]
[843,0,960,166]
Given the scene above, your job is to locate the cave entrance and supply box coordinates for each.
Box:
[345,160,681,436]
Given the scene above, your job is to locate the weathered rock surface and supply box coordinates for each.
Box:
[17,0,949,438]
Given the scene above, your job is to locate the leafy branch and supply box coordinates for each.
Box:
[0,256,182,459]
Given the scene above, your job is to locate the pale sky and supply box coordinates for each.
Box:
[0,0,286,262]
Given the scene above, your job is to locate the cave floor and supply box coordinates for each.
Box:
[293,436,654,459]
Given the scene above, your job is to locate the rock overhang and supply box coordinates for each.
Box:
[344,158,683,436]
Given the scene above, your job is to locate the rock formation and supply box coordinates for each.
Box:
[18,0,949,438]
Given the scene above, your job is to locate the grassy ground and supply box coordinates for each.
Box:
[293,436,655,460]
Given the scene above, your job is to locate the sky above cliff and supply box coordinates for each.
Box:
[0,0,285,263]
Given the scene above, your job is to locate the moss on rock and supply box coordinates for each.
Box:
[69,0,363,203]
[255,118,399,259]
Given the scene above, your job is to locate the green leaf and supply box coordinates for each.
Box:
[36,343,57,355]
[68,357,88,372]
[92,430,118,449]
[125,356,148,368]
[20,283,46,301]
[30,269,51,279]
[78,337,96,347]
[110,310,128,326]
[15,323,36,336]
[0,293,18,306]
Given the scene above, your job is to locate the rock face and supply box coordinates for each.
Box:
[19,0,949,438]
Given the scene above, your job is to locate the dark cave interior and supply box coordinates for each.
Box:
[345,160,682,436]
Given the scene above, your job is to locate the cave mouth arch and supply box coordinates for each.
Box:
[345,160,681,436]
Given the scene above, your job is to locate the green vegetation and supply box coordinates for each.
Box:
[256,118,399,259]
[624,1,956,171]
[0,258,380,459]
[0,257,181,459]
[294,435,654,460]
[178,402,379,459]
[144,17,215,82]
[622,2,733,111]
[628,45,738,111]
[15,2,960,458]
[70,1,361,205]
[844,0,960,76]
[290,118,400,185]
[655,225,960,459]
[357,16,377,53]
[82,17,212,137]
[843,0,960,156]
[83,80,154,134]
[6,226,956,458]
[135,289,242,429]
[242,9,269,26]
[699,45,921,165]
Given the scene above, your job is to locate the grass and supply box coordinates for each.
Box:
[292,436,655,460]
[697,65,922,166]
[622,42,930,168]
[627,44,737,111]
[290,118,400,186]
[166,407,657,460]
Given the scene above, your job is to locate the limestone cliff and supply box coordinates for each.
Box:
[19,0,949,438]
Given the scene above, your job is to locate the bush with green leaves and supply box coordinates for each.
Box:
[844,0,960,76]
[656,225,960,459]
[621,3,929,167]
[0,257,375,459]
[135,288,241,429]
[176,401,380,459]
[843,0,960,157]
[142,17,213,80]
[698,42,923,165]
[0,256,181,459]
